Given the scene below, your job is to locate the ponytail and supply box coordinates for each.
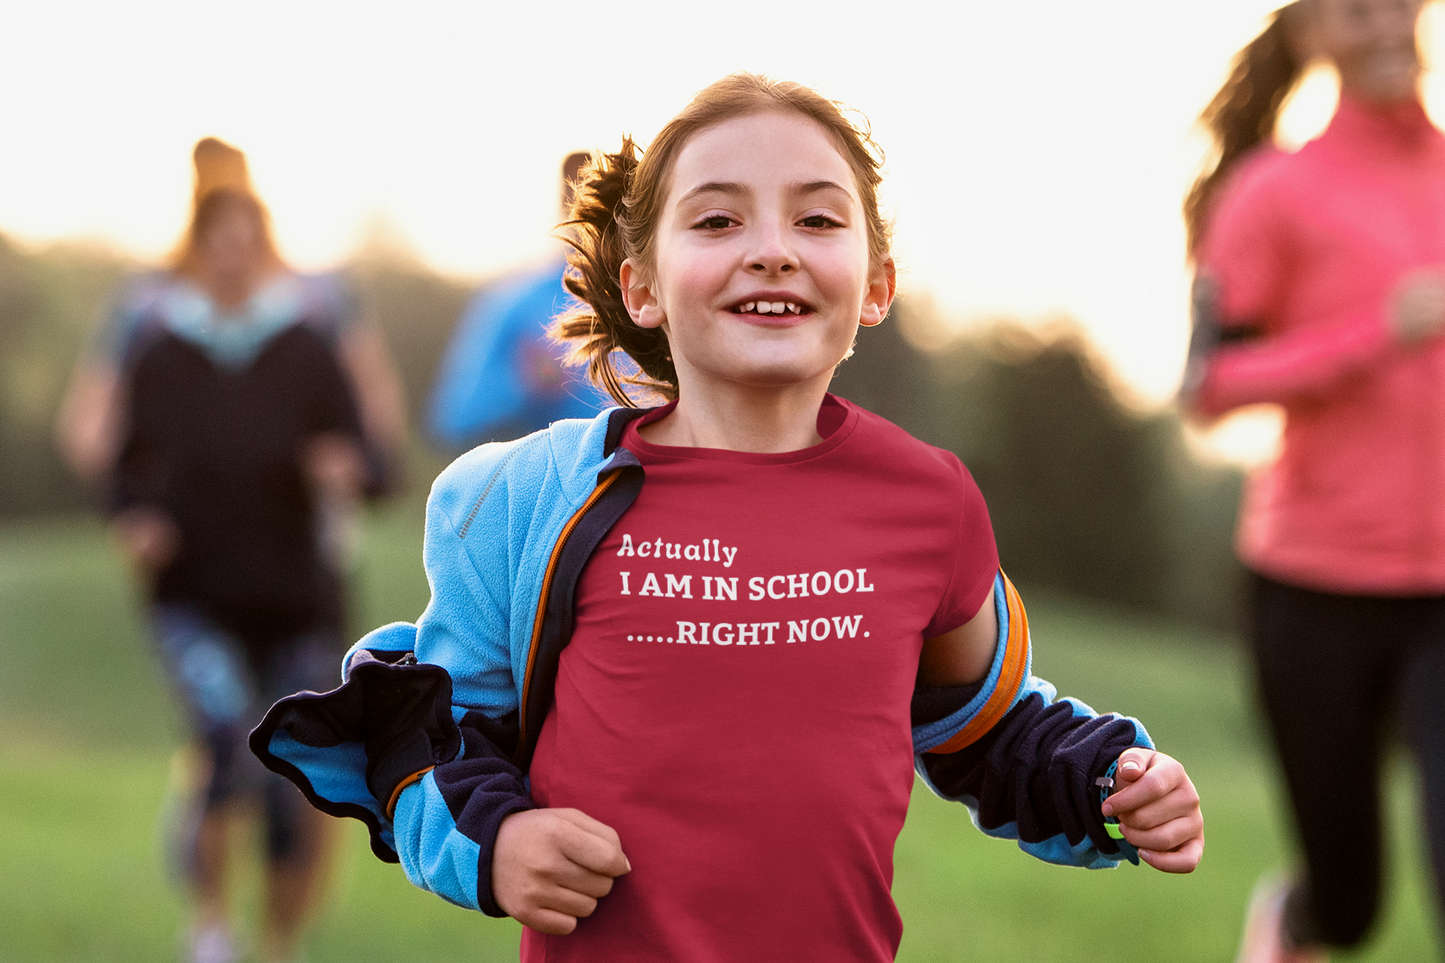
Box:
[554,142,677,406]
[1185,1,1309,255]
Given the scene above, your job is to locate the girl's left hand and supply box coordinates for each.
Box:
[1099,748,1203,873]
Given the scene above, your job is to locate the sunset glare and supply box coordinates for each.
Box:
[4,0,1443,437]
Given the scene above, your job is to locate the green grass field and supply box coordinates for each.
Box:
[2,508,1439,962]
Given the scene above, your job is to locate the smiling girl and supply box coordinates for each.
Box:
[254,74,1203,961]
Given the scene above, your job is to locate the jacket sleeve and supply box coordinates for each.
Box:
[1180,164,1393,417]
[250,635,533,916]
[251,446,539,916]
[1183,275,1393,417]
[911,574,1153,869]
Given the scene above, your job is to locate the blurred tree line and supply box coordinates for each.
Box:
[833,313,1244,630]
[0,230,1243,629]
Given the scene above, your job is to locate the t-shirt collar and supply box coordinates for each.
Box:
[622,393,858,464]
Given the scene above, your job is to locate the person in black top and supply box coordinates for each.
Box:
[110,139,370,963]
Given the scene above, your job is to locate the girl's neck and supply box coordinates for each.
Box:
[639,378,831,453]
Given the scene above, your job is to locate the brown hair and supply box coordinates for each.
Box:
[172,138,283,278]
[561,151,590,211]
[555,73,892,405]
[1184,2,1310,255]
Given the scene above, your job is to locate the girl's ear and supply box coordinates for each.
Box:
[859,257,896,328]
[620,258,666,329]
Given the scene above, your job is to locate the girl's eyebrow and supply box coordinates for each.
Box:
[797,180,852,197]
[677,180,855,206]
[677,181,747,205]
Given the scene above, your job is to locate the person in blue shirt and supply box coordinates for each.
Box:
[427,153,612,448]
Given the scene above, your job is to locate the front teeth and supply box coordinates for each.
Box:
[740,301,802,315]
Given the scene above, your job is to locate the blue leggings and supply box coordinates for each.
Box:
[152,603,343,862]
[1249,573,1445,948]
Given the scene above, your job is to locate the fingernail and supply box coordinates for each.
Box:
[1121,761,1140,774]
[624,858,633,872]
[1100,802,1114,816]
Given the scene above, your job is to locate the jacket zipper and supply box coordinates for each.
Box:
[517,468,624,754]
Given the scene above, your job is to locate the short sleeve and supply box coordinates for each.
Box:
[93,272,168,368]
[297,272,362,347]
[923,458,1000,639]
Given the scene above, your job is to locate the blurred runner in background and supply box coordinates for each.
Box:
[426,152,611,448]
[1184,2,1445,960]
[56,142,407,490]
[68,138,403,963]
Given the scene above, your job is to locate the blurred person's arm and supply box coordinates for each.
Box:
[338,322,408,490]
[299,325,383,574]
[1181,162,1445,418]
[318,268,406,493]
[55,358,124,483]
[1183,272,1444,418]
[55,273,165,483]
[1184,296,1387,418]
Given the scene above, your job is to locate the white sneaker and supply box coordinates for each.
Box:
[1236,877,1328,963]
[188,923,240,963]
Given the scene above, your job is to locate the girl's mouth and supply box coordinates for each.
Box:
[731,299,811,316]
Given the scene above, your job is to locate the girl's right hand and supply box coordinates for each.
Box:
[492,807,631,934]
[1390,269,1445,346]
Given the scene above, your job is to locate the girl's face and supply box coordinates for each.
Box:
[1312,0,1424,103]
[621,111,894,398]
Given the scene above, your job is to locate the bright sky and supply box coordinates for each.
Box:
[3,0,1443,430]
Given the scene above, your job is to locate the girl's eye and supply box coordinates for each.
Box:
[694,215,735,231]
[799,214,842,229]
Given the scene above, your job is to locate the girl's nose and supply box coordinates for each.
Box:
[747,221,800,275]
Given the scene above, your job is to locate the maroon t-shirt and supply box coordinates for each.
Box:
[524,396,998,962]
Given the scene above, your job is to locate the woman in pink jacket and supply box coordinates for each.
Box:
[1185,1,1445,960]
